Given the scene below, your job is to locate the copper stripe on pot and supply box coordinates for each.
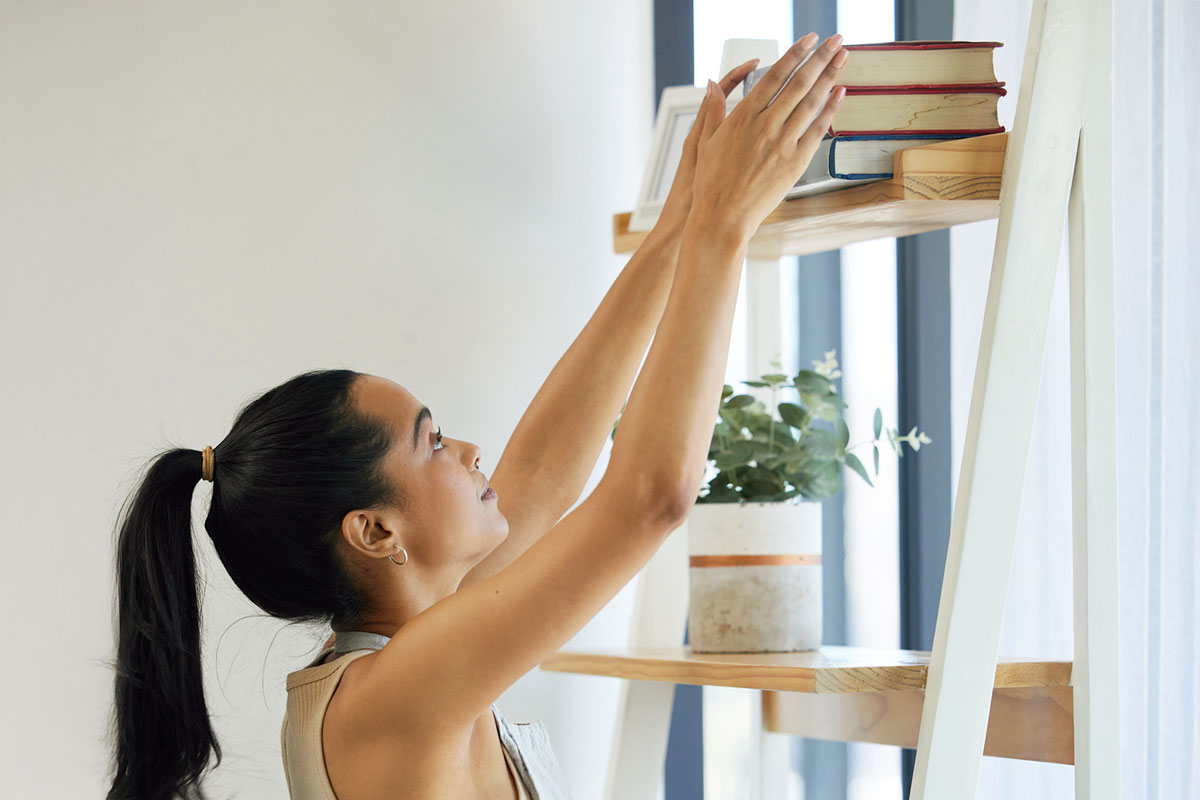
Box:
[688,554,822,568]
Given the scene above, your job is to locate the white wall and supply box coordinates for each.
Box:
[0,2,654,797]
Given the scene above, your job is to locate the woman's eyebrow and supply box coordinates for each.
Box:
[411,406,432,452]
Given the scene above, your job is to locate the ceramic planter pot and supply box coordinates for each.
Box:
[686,501,823,653]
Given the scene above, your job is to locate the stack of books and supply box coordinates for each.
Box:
[743,41,1005,199]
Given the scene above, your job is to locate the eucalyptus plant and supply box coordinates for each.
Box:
[611,351,930,504]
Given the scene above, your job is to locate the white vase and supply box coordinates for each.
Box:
[686,501,823,653]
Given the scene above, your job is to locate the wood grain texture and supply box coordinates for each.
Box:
[763,685,1075,764]
[539,643,1071,694]
[613,133,1008,258]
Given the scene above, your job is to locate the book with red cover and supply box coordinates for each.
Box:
[743,40,1003,90]
[742,42,1007,136]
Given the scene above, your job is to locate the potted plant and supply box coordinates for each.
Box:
[613,351,930,653]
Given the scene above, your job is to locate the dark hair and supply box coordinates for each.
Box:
[107,369,400,800]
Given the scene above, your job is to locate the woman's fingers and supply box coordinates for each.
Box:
[781,46,848,140]
[743,33,820,110]
[717,58,760,98]
[796,85,846,158]
[765,35,844,124]
[685,82,713,148]
[699,80,726,141]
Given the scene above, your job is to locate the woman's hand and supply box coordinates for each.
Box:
[689,32,849,241]
[653,58,763,235]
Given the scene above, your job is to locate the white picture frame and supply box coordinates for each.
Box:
[629,39,780,233]
[628,85,707,233]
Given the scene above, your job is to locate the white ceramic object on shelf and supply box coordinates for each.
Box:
[687,500,822,653]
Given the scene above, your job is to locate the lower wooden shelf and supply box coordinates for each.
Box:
[614,132,1008,259]
[541,644,1075,764]
[540,644,1071,694]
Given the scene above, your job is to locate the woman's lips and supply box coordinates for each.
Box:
[482,487,497,500]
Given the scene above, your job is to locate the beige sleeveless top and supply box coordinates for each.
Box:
[280,643,538,799]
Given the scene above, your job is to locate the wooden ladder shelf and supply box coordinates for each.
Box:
[540,0,1121,796]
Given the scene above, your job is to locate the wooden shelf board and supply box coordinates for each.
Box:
[614,132,1008,259]
[540,643,1071,695]
[763,686,1075,764]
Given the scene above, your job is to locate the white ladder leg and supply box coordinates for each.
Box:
[604,522,689,800]
[1068,0,1121,793]
[910,0,1089,795]
[745,255,789,800]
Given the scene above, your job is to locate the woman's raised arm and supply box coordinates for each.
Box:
[461,60,762,589]
[357,33,849,736]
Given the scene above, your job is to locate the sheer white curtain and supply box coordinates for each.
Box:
[950,0,1199,797]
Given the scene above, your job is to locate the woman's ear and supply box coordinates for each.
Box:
[339,508,405,561]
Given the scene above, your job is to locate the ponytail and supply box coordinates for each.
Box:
[106,369,402,799]
[108,448,219,800]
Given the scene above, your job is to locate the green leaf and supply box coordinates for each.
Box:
[741,465,783,486]
[873,444,880,475]
[778,402,810,430]
[835,417,850,448]
[844,453,874,487]
[793,370,833,394]
[799,460,842,499]
[761,373,790,385]
[874,408,883,439]
[713,451,743,470]
[741,380,769,388]
[718,407,743,428]
[702,471,740,503]
[724,394,755,409]
[800,391,840,421]
[730,440,758,462]
[743,480,783,499]
[815,461,843,495]
[722,384,734,399]
[826,393,848,410]
[803,429,844,459]
[749,418,795,443]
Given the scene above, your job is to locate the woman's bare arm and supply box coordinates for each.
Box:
[461,61,761,589]
[355,33,849,735]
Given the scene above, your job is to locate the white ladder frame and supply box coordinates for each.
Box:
[602,0,1121,796]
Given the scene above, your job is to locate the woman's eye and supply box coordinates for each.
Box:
[433,427,445,452]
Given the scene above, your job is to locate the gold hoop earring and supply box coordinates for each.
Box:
[388,545,408,566]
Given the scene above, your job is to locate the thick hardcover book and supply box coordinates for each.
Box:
[829,84,1006,135]
[743,40,1002,91]
[785,132,981,199]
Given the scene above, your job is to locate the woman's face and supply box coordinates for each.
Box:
[351,374,509,571]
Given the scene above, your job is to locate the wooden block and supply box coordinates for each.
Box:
[894,132,1008,199]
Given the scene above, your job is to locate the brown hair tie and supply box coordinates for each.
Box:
[200,446,215,482]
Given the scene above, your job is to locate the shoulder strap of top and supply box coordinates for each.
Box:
[331,630,392,654]
[285,648,376,691]
[283,630,392,691]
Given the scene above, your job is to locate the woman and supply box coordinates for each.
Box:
[107,32,848,800]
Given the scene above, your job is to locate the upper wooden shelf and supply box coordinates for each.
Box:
[614,132,1008,259]
[540,643,1071,695]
